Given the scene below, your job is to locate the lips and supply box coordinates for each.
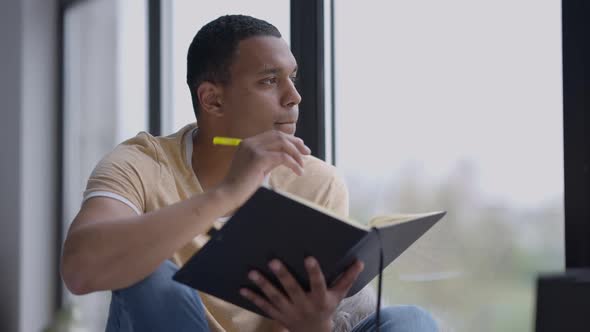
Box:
[274,122,296,134]
[274,119,297,127]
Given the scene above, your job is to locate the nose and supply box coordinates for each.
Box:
[282,78,302,108]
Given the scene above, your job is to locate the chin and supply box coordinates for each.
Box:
[274,123,296,135]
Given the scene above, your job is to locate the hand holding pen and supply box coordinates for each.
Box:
[214,130,311,210]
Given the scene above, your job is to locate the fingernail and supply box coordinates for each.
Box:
[249,271,259,281]
[269,260,281,272]
[305,257,316,268]
[240,288,248,297]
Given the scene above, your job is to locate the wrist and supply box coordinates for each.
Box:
[186,185,233,222]
[208,183,240,216]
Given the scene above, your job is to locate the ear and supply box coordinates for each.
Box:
[196,82,224,117]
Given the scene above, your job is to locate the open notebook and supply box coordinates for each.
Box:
[173,186,446,318]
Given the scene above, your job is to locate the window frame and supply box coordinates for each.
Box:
[562,0,590,268]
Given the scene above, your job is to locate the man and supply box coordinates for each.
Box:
[61,15,437,332]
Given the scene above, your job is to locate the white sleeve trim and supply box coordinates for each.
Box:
[83,191,142,215]
[184,127,197,168]
[217,216,231,223]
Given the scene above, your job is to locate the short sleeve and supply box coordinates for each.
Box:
[323,174,350,218]
[84,134,160,214]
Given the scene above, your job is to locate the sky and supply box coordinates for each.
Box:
[334,0,563,207]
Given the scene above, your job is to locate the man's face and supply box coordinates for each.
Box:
[219,36,301,138]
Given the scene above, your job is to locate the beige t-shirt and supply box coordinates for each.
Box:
[84,123,350,332]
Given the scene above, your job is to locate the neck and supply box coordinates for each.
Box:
[192,126,236,192]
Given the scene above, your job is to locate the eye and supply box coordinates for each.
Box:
[261,77,278,85]
[289,75,298,84]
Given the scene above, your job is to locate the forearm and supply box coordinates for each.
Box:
[61,188,229,294]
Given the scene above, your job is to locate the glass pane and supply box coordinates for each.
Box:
[334,1,563,331]
[62,0,147,330]
[164,0,290,134]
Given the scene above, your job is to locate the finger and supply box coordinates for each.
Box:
[236,138,301,173]
[266,135,305,169]
[288,135,311,155]
[258,131,308,167]
[240,288,284,322]
[268,260,307,304]
[260,130,310,154]
[304,257,327,294]
[330,260,364,296]
[263,151,304,176]
[248,270,292,312]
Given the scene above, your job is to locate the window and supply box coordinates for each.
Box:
[333,1,563,330]
[62,0,147,330]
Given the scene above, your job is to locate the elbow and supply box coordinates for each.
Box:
[60,252,94,295]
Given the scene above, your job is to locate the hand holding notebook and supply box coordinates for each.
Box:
[173,186,446,318]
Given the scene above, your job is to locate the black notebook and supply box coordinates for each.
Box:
[173,186,445,317]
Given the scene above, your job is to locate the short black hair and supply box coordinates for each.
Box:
[186,15,282,119]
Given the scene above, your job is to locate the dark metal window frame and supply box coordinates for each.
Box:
[562,0,590,268]
[57,0,590,312]
[291,0,326,159]
[148,0,161,136]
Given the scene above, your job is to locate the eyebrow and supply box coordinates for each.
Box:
[256,66,298,76]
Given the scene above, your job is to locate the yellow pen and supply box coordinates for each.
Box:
[213,136,242,146]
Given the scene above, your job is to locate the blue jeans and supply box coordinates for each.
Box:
[106,260,438,332]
